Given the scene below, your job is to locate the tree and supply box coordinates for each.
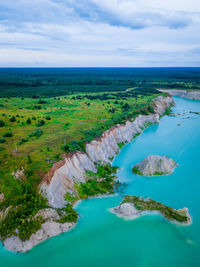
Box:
[27,155,32,164]
[0,137,6,143]
[37,120,45,127]
[27,118,31,124]
[10,116,16,122]
[3,132,13,137]
[0,120,5,127]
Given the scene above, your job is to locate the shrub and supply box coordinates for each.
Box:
[3,132,13,137]
[0,120,5,127]
[122,103,130,110]
[29,128,44,138]
[37,120,45,127]
[38,100,47,104]
[63,144,70,152]
[45,116,51,120]
[27,155,32,164]
[9,116,16,122]
[0,137,6,143]
[58,204,78,223]
[34,105,41,110]
[18,138,28,145]
[132,167,143,175]
[27,118,31,124]
[18,220,42,241]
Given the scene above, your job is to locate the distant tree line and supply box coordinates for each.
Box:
[0,68,200,98]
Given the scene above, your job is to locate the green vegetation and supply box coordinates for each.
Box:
[154,171,165,176]
[76,164,118,199]
[132,167,143,175]
[0,120,5,127]
[3,132,13,137]
[58,204,78,223]
[65,192,78,203]
[0,90,160,177]
[0,169,47,241]
[123,195,190,223]
[133,133,140,138]
[27,118,31,124]
[0,68,200,98]
[163,107,172,116]
[0,137,6,143]
[117,142,124,149]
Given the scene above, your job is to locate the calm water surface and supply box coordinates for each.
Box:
[1,97,200,267]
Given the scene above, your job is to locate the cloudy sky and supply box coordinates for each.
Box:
[0,0,200,67]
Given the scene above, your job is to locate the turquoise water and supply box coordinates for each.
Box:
[1,97,200,267]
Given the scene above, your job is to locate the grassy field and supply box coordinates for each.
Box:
[0,91,160,177]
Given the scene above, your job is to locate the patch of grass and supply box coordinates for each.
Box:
[133,133,140,138]
[163,107,172,116]
[64,192,78,203]
[132,167,143,175]
[154,171,165,176]
[117,142,124,149]
[76,164,118,198]
[58,204,78,223]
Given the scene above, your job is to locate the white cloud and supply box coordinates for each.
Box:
[0,0,200,66]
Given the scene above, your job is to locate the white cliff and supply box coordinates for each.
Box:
[40,95,174,208]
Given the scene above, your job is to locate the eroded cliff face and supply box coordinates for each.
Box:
[40,95,174,208]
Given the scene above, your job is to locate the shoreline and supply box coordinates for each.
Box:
[1,95,175,253]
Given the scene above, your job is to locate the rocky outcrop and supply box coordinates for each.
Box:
[40,96,175,208]
[159,89,200,100]
[110,203,139,218]
[111,196,191,224]
[12,168,25,180]
[3,208,75,253]
[132,155,177,176]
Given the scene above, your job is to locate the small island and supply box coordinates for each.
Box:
[132,155,177,176]
[111,195,191,224]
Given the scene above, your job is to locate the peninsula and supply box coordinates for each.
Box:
[111,195,191,224]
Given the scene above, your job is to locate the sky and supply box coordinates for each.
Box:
[0,0,200,67]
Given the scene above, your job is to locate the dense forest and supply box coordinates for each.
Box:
[0,67,200,98]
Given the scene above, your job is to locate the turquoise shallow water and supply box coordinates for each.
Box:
[1,97,200,267]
